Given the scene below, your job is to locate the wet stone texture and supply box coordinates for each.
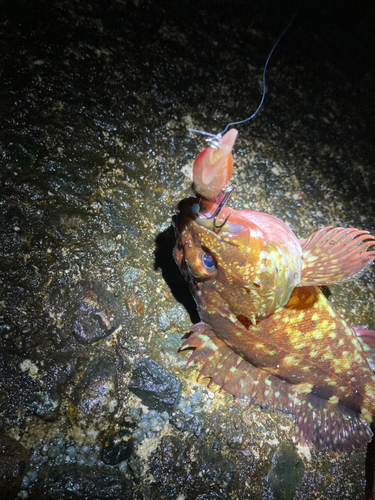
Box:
[128,358,182,412]
[1,0,375,499]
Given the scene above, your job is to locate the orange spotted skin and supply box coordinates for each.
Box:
[175,198,302,325]
[197,281,375,422]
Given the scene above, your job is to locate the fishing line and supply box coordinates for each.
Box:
[189,6,299,148]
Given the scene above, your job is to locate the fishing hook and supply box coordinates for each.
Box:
[205,183,236,228]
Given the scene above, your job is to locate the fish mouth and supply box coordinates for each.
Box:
[176,197,252,248]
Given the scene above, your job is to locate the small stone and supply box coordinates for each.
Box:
[132,429,144,444]
[76,454,86,466]
[80,445,91,455]
[31,390,61,422]
[102,430,134,466]
[55,455,65,466]
[53,438,65,449]
[20,475,30,489]
[160,411,169,421]
[138,420,151,433]
[129,407,142,422]
[66,446,76,457]
[149,418,163,432]
[86,452,98,466]
[26,470,38,483]
[47,446,58,459]
[128,359,181,413]
[118,461,128,473]
[30,452,41,465]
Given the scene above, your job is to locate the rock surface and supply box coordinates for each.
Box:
[0,435,29,500]
[1,0,375,499]
[129,359,182,412]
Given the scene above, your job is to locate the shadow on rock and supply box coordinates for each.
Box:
[154,225,199,325]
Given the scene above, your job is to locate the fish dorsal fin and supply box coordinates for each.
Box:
[299,226,375,286]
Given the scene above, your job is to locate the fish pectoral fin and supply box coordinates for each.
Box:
[299,226,375,286]
[180,323,373,451]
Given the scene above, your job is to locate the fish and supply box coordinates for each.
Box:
[173,129,375,451]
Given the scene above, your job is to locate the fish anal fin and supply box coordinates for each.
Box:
[181,324,373,451]
[299,227,375,286]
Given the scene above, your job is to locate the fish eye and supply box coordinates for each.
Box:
[192,203,200,215]
[202,252,215,269]
[187,249,217,278]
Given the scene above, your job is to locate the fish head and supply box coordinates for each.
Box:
[173,197,300,322]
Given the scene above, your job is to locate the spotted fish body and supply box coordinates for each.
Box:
[173,129,375,451]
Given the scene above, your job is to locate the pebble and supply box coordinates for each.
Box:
[20,476,30,489]
[47,445,58,459]
[102,430,134,466]
[129,407,142,422]
[138,420,151,433]
[26,470,37,483]
[160,411,169,421]
[76,453,86,466]
[66,445,76,457]
[81,445,91,455]
[86,452,98,466]
[132,429,144,444]
[20,392,208,497]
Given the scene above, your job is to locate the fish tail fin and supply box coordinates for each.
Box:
[299,227,375,286]
[181,321,373,451]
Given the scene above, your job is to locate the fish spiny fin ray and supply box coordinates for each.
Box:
[353,326,375,372]
[299,227,375,286]
[180,321,373,451]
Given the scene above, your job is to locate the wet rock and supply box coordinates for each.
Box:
[0,435,29,500]
[127,456,143,483]
[128,359,181,412]
[70,357,119,440]
[102,430,134,466]
[28,464,133,500]
[65,285,122,345]
[1,0,375,498]
[28,389,61,422]
[170,411,203,437]
[267,444,304,500]
[147,435,238,499]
